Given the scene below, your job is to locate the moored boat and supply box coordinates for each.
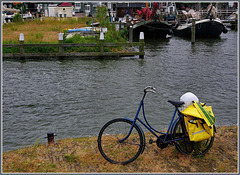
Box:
[133,21,172,39]
[173,18,228,38]
[173,4,228,38]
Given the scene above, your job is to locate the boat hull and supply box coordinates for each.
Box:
[133,21,172,39]
[173,19,228,38]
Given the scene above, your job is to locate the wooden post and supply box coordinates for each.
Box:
[58,33,64,53]
[100,32,104,56]
[58,33,64,59]
[119,20,122,30]
[129,25,133,42]
[139,32,144,59]
[47,132,55,145]
[19,33,24,59]
[191,19,196,44]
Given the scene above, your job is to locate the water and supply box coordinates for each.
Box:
[3,30,238,152]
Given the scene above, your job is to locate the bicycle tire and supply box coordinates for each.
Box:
[173,118,214,156]
[98,118,144,164]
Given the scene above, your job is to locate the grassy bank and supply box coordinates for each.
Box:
[2,125,238,173]
[3,17,90,43]
[3,17,127,44]
[3,17,128,54]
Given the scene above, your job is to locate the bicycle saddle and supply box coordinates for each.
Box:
[167,100,185,107]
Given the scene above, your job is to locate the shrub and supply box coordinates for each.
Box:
[12,13,23,23]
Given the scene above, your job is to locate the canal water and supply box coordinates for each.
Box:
[3,29,238,152]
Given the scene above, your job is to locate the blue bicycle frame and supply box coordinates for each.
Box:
[120,87,186,144]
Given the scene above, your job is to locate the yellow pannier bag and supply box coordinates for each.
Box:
[184,116,214,142]
[182,101,215,142]
[181,101,215,127]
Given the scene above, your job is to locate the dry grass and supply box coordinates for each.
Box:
[2,125,238,173]
[2,17,90,43]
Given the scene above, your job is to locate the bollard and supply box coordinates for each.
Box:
[139,32,144,59]
[191,19,196,44]
[46,132,56,145]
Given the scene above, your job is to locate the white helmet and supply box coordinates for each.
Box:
[180,92,199,110]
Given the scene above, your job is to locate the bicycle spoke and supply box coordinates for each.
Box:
[173,118,214,156]
[98,118,144,164]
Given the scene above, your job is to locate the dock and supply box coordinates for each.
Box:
[3,33,145,60]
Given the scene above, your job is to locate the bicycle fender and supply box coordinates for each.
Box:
[124,117,146,154]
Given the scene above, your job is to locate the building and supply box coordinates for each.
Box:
[47,2,73,17]
[73,2,98,17]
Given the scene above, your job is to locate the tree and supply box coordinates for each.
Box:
[96,6,110,28]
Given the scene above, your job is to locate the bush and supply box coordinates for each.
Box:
[12,13,22,23]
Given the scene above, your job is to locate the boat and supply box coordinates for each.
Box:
[173,18,228,38]
[131,2,173,39]
[133,21,172,39]
[173,4,228,38]
[66,27,107,39]
[68,27,97,33]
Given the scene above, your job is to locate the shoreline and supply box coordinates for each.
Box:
[2,125,238,173]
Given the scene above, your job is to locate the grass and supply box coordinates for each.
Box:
[2,17,127,44]
[2,17,93,43]
[2,125,238,173]
[2,17,129,54]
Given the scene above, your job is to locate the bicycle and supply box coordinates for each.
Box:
[98,86,214,165]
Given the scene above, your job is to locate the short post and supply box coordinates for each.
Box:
[191,19,196,44]
[47,132,55,145]
[100,31,104,56]
[58,33,64,56]
[139,32,144,59]
[19,33,24,59]
[119,20,122,30]
[129,25,133,42]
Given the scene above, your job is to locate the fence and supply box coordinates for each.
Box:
[3,32,145,59]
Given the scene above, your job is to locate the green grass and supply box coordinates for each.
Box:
[3,17,128,54]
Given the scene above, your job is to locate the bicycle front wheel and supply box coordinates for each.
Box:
[98,118,144,165]
[173,118,214,156]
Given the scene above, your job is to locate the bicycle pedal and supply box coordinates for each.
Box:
[149,139,156,144]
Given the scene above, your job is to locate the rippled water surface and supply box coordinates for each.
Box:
[3,30,238,152]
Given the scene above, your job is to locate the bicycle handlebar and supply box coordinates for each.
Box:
[144,86,156,94]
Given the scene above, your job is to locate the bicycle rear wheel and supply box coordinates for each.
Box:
[98,118,144,164]
[173,118,214,156]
